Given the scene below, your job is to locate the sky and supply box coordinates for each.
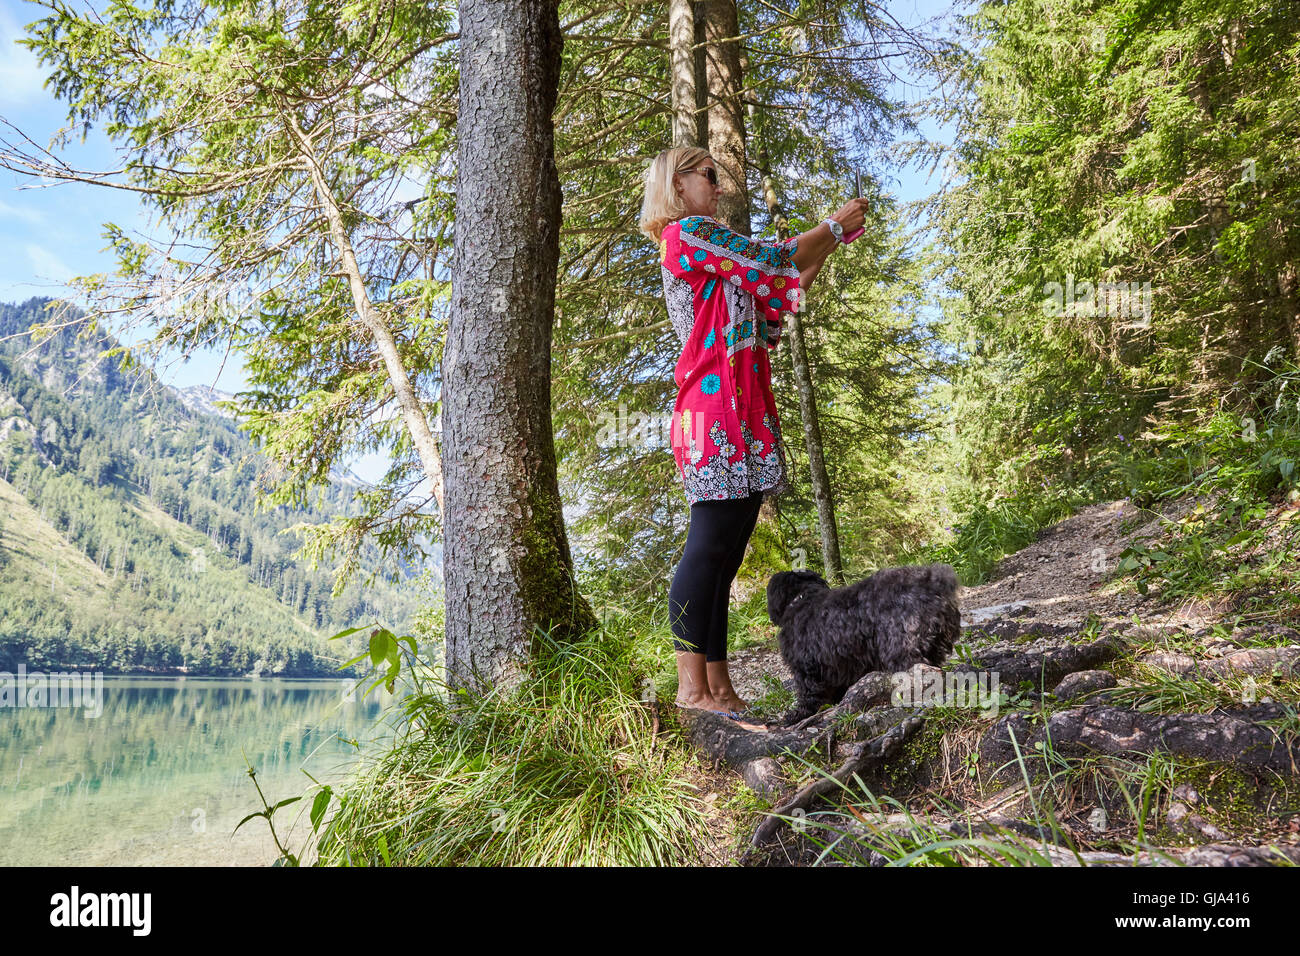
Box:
[0,0,965,485]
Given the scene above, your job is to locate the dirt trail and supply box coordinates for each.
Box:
[697,492,1300,866]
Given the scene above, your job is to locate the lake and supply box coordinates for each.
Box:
[0,675,399,866]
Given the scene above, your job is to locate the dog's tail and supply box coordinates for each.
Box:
[915,563,961,666]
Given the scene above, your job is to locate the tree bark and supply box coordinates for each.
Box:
[668,0,699,148]
[692,0,710,147]
[442,0,598,695]
[699,0,748,235]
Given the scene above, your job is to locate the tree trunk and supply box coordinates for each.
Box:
[692,1,710,147]
[279,99,448,520]
[669,0,699,148]
[701,0,796,550]
[747,88,845,584]
[442,0,598,695]
[699,0,748,235]
[783,303,845,585]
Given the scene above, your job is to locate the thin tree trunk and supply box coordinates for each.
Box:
[747,85,845,585]
[784,303,845,585]
[442,0,598,695]
[699,0,748,234]
[692,1,709,147]
[279,100,447,519]
[1277,262,1300,360]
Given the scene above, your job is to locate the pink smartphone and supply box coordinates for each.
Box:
[842,170,865,243]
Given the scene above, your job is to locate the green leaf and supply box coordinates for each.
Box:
[337,652,370,670]
[234,810,266,833]
[310,788,332,831]
[369,629,391,667]
[268,796,302,815]
[328,625,371,641]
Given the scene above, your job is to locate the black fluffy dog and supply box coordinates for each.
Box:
[766,564,961,725]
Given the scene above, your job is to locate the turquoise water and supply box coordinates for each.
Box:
[0,676,399,866]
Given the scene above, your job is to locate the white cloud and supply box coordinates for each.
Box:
[0,196,45,226]
[26,242,73,284]
[0,7,55,109]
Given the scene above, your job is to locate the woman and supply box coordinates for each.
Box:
[638,145,869,726]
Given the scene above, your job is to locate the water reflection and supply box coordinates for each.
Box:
[0,677,398,866]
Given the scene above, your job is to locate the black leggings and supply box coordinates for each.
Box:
[668,491,763,661]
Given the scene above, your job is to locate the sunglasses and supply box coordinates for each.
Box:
[680,166,719,186]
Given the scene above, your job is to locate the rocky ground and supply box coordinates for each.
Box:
[675,491,1300,866]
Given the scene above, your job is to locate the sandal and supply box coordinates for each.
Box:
[675,704,767,727]
[712,708,770,728]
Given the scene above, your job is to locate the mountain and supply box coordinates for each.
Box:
[0,297,429,676]
[167,383,237,421]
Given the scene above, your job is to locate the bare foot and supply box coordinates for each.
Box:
[676,694,767,731]
[675,692,724,711]
[711,692,750,712]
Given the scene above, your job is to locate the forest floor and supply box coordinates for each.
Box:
[669,490,1300,866]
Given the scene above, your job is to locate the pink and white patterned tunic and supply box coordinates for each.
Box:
[658,215,803,505]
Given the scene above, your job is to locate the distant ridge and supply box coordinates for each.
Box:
[0,296,425,676]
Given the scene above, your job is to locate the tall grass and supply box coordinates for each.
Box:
[313,619,707,866]
[912,486,1085,586]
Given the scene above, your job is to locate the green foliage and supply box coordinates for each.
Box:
[935,0,1300,551]
[236,751,302,867]
[15,0,456,575]
[920,486,1086,585]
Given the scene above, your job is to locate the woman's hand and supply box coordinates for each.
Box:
[791,196,870,270]
[830,197,870,235]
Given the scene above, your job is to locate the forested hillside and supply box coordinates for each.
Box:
[931,0,1300,565]
[0,297,428,675]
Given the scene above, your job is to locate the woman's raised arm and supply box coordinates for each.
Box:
[789,197,871,271]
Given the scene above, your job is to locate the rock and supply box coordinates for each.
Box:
[1138,650,1197,674]
[962,602,1029,627]
[1203,646,1300,678]
[1053,670,1118,701]
[1138,646,1300,680]
[1168,802,1230,843]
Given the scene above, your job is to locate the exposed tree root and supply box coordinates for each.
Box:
[778,812,1300,866]
[744,716,926,855]
[980,704,1300,776]
[971,633,1125,689]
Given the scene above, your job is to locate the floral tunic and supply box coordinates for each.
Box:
[658,215,803,505]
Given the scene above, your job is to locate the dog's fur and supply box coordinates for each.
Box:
[766,564,961,724]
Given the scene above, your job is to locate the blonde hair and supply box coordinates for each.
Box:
[638,146,714,244]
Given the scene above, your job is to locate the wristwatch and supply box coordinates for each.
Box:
[822,217,844,243]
